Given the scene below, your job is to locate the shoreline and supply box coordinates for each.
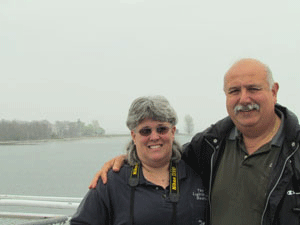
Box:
[0,134,130,145]
[0,133,192,145]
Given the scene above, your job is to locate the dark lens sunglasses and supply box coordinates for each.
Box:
[138,126,171,137]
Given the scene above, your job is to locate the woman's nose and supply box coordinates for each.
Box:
[149,129,160,140]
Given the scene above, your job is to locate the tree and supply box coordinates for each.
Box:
[92,120,105,135]
[184,114,194,135]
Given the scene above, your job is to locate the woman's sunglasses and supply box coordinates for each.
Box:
[138,126,171,137]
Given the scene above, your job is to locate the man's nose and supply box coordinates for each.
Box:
[239,89,251,103]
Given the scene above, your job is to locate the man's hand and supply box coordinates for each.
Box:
[89,154,127,189]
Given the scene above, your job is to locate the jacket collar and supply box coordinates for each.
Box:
[127,160,188,186]
[203,104,300,147]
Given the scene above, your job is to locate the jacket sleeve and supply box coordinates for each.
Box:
[182,139,201,174]
[70,180,111,225]
[182,132,213,189]
[182,133,205,173]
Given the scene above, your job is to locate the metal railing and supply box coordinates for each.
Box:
[19,216,69,225]
[0,194,82,225]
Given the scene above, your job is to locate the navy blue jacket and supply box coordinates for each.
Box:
[71,160,208,225]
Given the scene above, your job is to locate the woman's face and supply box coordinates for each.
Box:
[131,118,176,168]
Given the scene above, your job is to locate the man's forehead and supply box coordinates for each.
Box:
[225,62,267,82]
[227,62,265,76]
[224,71,268,91]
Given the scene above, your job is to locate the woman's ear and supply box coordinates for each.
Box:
[131,130,136,144]
[171,126,176,139]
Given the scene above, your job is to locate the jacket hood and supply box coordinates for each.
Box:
[275,104,300,143]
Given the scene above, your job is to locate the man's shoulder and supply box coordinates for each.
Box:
[274,104,300,147]
[188,116,234,144]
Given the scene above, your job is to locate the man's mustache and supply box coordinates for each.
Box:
[234,104,260,114]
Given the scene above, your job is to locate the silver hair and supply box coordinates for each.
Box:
[125,95,182,166]
[223,58,275,91]
[126,95,178,130]
[264,64,275,89]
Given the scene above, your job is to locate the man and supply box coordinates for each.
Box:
[90,58,300,224]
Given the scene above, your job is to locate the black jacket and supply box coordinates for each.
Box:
[182,104,300,225]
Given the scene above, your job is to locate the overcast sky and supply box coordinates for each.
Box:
[1,0,300,134]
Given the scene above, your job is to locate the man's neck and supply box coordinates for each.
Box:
[242,115,281,155]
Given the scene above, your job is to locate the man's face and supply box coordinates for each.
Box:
[224,60,279,132]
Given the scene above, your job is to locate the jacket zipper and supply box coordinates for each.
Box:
[260,142,299,225]
[205,137,217,223]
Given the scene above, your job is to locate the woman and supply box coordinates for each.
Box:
[71,96,208,225]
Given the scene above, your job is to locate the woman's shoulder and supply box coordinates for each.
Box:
[178,159,201,178]
[178,160,207,193]
[106,163,132,184]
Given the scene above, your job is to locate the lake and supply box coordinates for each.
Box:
[0,135,193,222]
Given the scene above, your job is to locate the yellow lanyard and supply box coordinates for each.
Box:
[129,162,179,225]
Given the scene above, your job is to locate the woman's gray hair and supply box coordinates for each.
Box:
[126,95,178,130]
[125,95,182,166]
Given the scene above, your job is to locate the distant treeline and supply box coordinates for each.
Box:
[0,119,105,141]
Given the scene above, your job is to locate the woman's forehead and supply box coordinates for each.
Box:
[138,118,169,127]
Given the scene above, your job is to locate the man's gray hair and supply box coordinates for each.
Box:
[264,64,275,89]
[223,58,275,91]
[125,95,182,166]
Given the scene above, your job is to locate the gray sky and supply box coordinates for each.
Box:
[1,0,300,134]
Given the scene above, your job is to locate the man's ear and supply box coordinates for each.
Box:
[272,82,279,103]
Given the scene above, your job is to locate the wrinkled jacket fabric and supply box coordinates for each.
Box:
[182,104,300,225]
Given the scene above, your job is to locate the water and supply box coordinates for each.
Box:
[0,135,192,223]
